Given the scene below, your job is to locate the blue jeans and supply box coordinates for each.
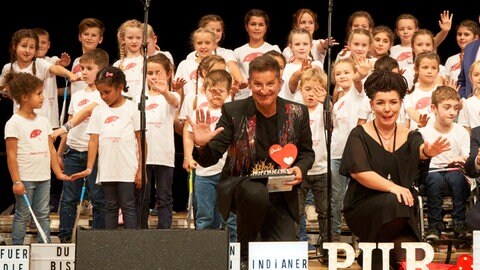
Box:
[194,173,237,242]
[13,180,51,244]
[425,171,471,229]
[59,147,105,241]
[331,159,349,235]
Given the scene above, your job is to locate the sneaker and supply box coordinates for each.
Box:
[425,229,440,241]
[149,208,158,216]
[308,243,316,253]
[59,237,72,243]
[305,205,318,222]
[454,223,473,240]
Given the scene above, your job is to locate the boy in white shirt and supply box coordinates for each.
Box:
[185,69,237,241]
[56,48,109,242]
[419,86,472,241]
[298,67,329,255]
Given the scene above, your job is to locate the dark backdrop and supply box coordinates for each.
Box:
[0,0,478,212]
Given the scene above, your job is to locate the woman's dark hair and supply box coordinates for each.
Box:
[364,70,407,100]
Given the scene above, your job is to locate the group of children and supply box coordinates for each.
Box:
[1,7,479,258]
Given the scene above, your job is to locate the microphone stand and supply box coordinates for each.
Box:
[139,0,151,228]
[324,0,334,244]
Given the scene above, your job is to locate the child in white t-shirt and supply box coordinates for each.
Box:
[298,67,329,253]
[419,86,472,241]
[458,60,480,133]
[54,48,109,242]
[113,19,145,99]
[185,69,237,242]
[5,72,70,244]
[70,18,105,96]
[404,51,442,130]
[71,66,141,230]
[33,28,72,128]
[134,53,180,229]
[279,28,324,103]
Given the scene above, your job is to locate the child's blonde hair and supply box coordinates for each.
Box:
[286,28,314,60]
[469,60,480,96]
[116,19,143,70]
[299,66,327,89]
[190,27,216,52]
[347,28,373,45]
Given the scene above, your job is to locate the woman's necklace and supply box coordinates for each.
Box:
[372,120,397,150]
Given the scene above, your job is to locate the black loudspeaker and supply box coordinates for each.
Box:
[76,229,229,270]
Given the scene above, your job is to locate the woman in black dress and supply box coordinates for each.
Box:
[339,70,450,269]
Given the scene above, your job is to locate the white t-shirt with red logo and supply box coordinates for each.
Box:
[308,105,327,175]
[70,57,88,96]
[135,91,180,167]
[187,107,226,176]
[404,85,437,130]
[4,114,53,181]
[67,88,106,151]
[87,99,141,182]
[113,55,145,98]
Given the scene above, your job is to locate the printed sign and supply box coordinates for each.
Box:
[249,242,308,270]
[0,245,29,270]
[30,243,75,270]
[229,242,240,270]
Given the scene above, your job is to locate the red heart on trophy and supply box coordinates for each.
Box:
[456,254,473,270]
[269,143,298,169]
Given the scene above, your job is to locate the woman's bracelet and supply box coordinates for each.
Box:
[13,180,22,185]
[422,147,432,159]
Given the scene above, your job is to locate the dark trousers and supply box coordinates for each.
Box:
[102,182,137,229]
[298,173,328,240]
[135,165,173,229]
[232,179,297,260]
[425,171,470,229]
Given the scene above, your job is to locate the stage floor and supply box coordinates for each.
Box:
[0,209,473,269]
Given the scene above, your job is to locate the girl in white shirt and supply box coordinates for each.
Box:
[72,66,142,230]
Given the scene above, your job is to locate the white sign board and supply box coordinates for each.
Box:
[30,243,75,270]
[249,241,308,270]
[229,242,240,270]
[0,245,29,270]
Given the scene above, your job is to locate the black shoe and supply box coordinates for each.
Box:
[454,223,472,240]
[240,260,248,270]
[425,229,440,241]
[59,237,72,243]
